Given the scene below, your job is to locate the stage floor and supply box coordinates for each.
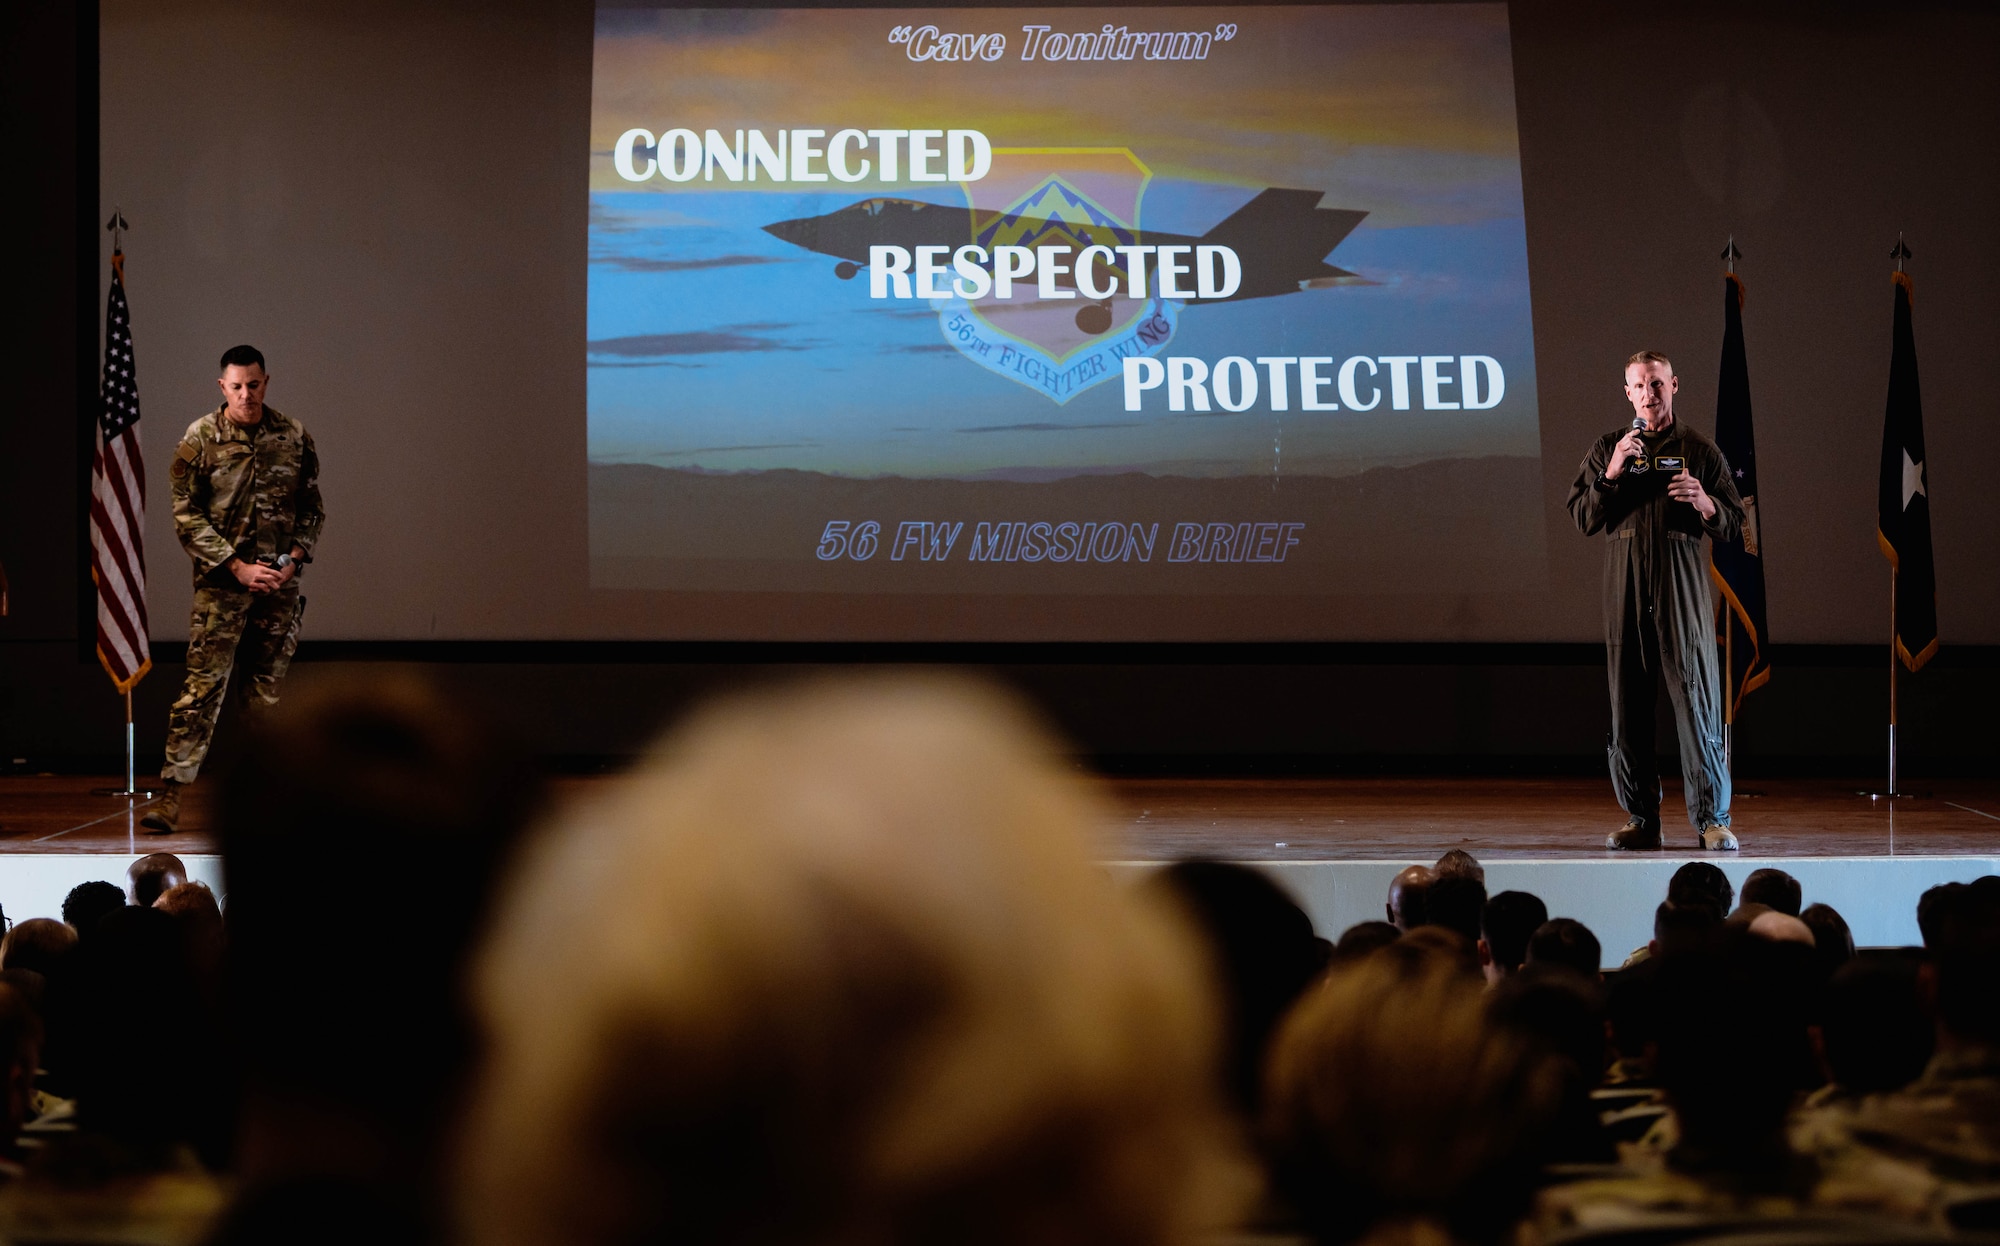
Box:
[3,773,1995,859]
[4,774,1996,964]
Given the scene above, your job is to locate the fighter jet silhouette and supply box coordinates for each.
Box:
[762,188,1366,335]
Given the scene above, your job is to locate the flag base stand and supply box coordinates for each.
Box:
[92,690,156,799]
[1858,722,1928,799]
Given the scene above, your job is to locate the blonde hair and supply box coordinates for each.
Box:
[1624,350,1673,374]
[457,674,1249,1246]
[1264,951,1560,1245]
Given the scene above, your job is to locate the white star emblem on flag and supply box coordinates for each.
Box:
[1902,449,1926,510]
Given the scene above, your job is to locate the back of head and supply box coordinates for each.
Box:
[1820,956,1932,1094]
[1481,891,1549,976]
[1266,952,1560,1246]
[1929,875,2000,1046]
[1,916,79,979]
[222,673,541,1111]
[458,675,1247,1246]
[1386,866,1434,931]
[1668,862,1733,918]
[1526,918,1601,978]
[128,852,189,908]
[1653,929,1815,1166]
[1654,900,1721,958]
[1799,903,1855,982]
[1332,921,1402,965]
[1389,925,1483,984]
[1153,860,1327,1117]
[1488,964,1607,1081]
[1434,849,1485,886]
[1740,868,1802,918]
[1424,875,1486,946]
[65,904,211,1145]
[61,880,126,933]
[1918,882,1969,950]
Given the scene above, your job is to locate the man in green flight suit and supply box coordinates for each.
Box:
[1567,351,1745,852]
[141,345,323,833]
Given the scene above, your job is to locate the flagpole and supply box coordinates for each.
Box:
[87,207,156,801]
[1865,235,1925,802]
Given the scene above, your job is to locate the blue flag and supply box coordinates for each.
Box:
[1708,272,1769,719]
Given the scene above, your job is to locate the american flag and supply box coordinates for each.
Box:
[90,251,151,692]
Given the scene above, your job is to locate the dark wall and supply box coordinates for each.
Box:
[3,0,1995,775]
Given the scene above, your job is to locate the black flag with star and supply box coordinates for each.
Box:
[1708,272,1770,717]
[1878,272,1937,670]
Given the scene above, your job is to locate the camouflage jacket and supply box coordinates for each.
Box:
[168,405,324,586]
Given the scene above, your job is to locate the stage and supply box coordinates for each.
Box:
[3,775,1995,965]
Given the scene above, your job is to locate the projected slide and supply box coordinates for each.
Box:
[589,5,1543,600]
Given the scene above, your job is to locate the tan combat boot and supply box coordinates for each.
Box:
[139,780,182,834]
[1699,824,1739,851]
[1605,817,1663,851]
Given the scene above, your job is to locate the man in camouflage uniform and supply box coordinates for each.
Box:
[141,345,322,833]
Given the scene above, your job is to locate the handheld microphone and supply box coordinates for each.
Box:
[1626,415,1651,474]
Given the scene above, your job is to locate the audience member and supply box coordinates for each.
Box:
[1651,900,1721,960]
[60,905,221,1151]
[1488,965,1614,1162]
[1668,861,1734,918]
[1385,865,1434,931]
[1425,874,1486,948]
[0,918,77,980]
[1749,910,1816,948]
[154,883,225,1007]
[1542,930,1820,1231]
[456,676,1250,1246]
[0,984,41,1173]
[1740,867,1803,918]
[1153,860,1331,1119]
[1391,925,1484,983]
[1434,849,1485,886]
[127,854,189,908]
[60,881,125,934]
[1810,878,2000,1220]
[207,674,545,1246]
[1916,881,1967,949]
[1604,957,1662,1087]
[1526,918,1601,978]
[1479,890,1548,984]
[1800,903,1855,982]
[1266,949,1562,1246]
[1332,921,1402,965]
[1812,957,1933,1099]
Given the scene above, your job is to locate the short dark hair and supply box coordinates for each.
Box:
[61,880,126,933]
[1434,849,1485,885]
[1740,868,1802,918]
[1424,875,1487,946]
[219,344,267,372]
[1918,882,1968,949]
[1331,920,1402,965]
[1799,903,1855,976]
[1481,890,1549,974]
[1668,862,1733,918]
[1527,918,1601,978]
[1654,899,1721,955]
[1820,956,1932,1093]
[1930,876,2000,1044]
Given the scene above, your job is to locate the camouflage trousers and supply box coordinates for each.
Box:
[160,583,305,784]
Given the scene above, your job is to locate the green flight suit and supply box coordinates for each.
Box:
[160,405,324,784]
[1567,420,1745,833]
